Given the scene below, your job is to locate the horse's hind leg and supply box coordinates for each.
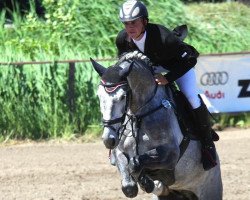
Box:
[198,164,223,200]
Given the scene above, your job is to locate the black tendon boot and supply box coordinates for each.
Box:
[193,103,217,170]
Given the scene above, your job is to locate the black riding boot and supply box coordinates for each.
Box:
[193,103,217,171]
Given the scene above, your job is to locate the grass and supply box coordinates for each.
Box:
[185,2,250,53]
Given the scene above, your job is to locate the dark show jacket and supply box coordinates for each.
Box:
[116,23,199,82]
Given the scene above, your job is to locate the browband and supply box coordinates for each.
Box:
[101,79,128,93]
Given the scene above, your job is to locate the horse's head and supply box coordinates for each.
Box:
[90,58,133,149]
[91,57,157,149]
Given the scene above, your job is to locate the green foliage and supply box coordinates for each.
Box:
[214,113,250,129]
[0,0,191,61]
[145,0,187,26]
[1,0,249,59]
[0,61,102,140]
[185,2,250,53]
[0,63,64,139]
[181,0,228,3]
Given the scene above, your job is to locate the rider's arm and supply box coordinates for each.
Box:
[162,33,199,83]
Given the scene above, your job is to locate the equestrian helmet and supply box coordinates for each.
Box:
[119,0,148,22]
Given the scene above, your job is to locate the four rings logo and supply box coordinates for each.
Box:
[200,71,229,86]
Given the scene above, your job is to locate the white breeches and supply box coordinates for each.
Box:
[153,66,201,109]
[175,68,201,109]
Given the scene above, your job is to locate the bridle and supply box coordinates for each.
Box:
[99,66,160,139]
[100,79,129,132]
[99,60,190,161]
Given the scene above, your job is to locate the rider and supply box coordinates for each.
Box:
[116,0,217,171]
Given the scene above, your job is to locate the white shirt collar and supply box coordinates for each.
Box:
[132,31,147,53]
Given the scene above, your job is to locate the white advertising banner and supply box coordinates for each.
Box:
[195,52,250,113]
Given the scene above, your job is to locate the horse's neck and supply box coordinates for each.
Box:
[127,65,183,145]
[134,85,184,145]
[128,84,168,119]
[128,72,157,114]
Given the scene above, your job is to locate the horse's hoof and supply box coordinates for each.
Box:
[139,175,154,193]
[122,184,138,198]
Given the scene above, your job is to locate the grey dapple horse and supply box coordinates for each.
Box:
[90,56,223,200]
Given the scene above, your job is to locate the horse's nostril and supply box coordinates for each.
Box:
[103,137,116,149]
[110,138,115,146]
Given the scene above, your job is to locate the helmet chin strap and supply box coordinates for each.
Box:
[135,30,145,40]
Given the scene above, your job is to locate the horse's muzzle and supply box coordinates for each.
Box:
[103,137,115,149]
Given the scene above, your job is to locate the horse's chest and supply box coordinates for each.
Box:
[122,132,153,155]
[123,137,136,155]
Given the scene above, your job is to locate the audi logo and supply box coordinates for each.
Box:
[200,71,229,86]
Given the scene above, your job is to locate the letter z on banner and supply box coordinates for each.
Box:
[195,52,250,113]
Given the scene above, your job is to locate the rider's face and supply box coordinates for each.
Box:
[123,18,146,41]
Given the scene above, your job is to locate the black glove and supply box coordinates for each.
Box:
[119,51,153,66]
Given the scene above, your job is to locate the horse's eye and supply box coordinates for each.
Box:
[120,95,126,101]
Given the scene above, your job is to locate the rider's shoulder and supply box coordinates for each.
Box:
[147,23,175,45]
[117,29,127,40]
[147,23,172,35]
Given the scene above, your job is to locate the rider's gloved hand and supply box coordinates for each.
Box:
[154,74,169,85]
[119,51,153,66]
[125,50,147,60]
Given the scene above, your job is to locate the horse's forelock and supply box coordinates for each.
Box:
[101,65,125,84]
[101,59,153,84]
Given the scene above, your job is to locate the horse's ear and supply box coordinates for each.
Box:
[118,61,133,78]
[90,58,107,76]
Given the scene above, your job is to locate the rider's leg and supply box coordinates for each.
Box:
[175,68,217,170]
[175,68,200,109]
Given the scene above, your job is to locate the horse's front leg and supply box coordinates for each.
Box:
[122,144,178,196]
[113,148,139,198]
[115,151,169,197]
[128,144,179,191]
[129,144,180,174]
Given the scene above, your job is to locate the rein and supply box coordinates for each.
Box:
[125,95,190,162]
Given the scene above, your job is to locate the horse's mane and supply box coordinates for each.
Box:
[130,58,154,74]
[117,52,154,73]
[102,56,154,84]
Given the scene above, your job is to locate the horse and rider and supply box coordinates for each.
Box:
[91,0,223,199]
